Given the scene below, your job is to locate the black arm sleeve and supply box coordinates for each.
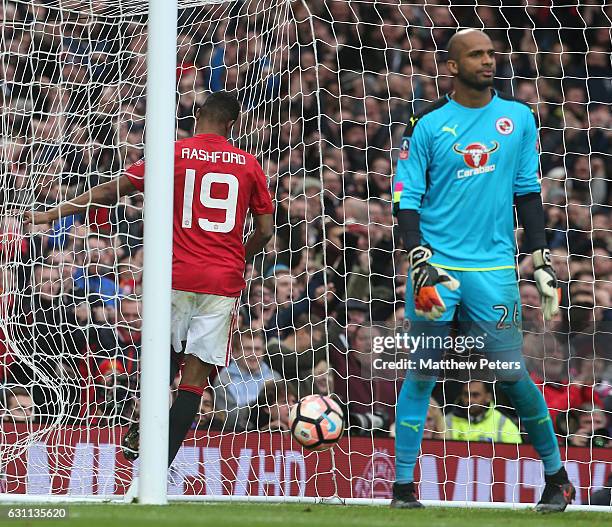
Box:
[515,192,547,252]
[395,209,421,252]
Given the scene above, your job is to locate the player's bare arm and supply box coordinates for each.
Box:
[244,213,274,261]
[23,174,138,226]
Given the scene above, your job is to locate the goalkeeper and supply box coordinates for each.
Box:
[392,29,574,512]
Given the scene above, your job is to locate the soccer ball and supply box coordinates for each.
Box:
[289,394,344,451]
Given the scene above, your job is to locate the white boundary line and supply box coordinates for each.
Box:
[0,494,610,512]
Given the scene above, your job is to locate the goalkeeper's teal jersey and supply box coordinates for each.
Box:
[393,90,541,270]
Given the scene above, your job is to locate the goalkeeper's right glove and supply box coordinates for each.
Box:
[532,248,560,321]
[408,246,460,320]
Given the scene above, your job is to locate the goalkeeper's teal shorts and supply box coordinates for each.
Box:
[404,267,523,355]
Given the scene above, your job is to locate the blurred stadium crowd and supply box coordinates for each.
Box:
[0,0,610,449]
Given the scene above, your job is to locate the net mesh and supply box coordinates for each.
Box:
[0,0,610,502]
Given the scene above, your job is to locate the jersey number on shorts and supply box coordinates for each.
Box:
[493,302,520,330]
[182,169,238,233]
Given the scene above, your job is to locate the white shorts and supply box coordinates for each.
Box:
[171,290,238,367]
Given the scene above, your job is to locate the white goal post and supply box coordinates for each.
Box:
[137,0,177,505]
[0,0,610,509]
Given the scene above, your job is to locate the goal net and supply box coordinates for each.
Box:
[1,0,610,505]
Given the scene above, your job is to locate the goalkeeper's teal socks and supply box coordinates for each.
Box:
[395,377,437,484]
[395,373,561,484]
[499,373,562,475]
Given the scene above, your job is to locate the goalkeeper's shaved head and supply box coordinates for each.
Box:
[446,29,496,91]
[447,29,490,61]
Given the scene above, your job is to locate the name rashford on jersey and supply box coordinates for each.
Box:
[126,133,273,297]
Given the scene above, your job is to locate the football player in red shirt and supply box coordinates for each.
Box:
[24,91,274,466]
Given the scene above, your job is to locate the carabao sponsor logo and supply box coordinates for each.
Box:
[453,141,499,179]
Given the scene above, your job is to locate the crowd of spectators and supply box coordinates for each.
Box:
[0,1,610,448]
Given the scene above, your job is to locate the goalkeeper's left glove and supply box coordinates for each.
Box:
[532,248,560,321]
[408,245,460,320]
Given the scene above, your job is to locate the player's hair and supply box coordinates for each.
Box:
[198,91,241,124]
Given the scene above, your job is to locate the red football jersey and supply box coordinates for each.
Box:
[125,133,273,297]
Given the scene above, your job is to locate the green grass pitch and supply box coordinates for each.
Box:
[0,503,609,527]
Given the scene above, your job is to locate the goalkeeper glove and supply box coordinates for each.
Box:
[408,246,460,320]
[532,248,560,321]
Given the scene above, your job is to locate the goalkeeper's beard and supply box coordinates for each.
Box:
[457,71,495,91]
